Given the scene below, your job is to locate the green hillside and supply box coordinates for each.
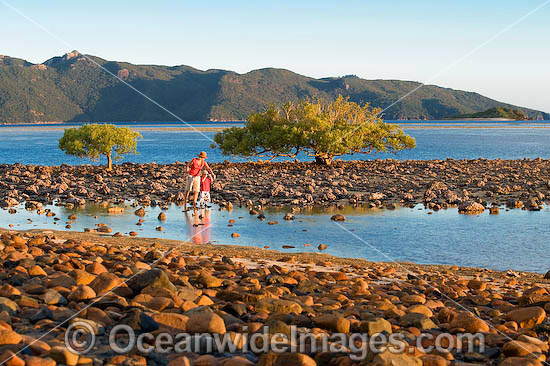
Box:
[0,51,548,123]
[450,107,528,120]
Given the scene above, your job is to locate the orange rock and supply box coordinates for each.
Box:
[506,307,546,329]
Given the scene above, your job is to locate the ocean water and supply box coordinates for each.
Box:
[2,122,550,165]
[1,202,549,273]
[2,122,550,272]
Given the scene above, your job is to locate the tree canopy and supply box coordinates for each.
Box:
[213,96,416,164]
[58,124,142,170]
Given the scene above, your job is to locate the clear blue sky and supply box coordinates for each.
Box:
[2,0,549,112]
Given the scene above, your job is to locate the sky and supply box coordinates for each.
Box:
[1,0,549,112]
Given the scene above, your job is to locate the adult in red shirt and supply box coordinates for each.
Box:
[183,151,215,210]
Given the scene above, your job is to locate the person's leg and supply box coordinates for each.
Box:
[183,176,192,210]
[192,191,199,208]
[191,176,200,208]
[183,189,190,209]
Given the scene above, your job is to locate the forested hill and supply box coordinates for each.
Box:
[450,107,529,120]
[0,51,548,123]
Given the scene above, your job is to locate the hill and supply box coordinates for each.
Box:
[0,51,548,123]
[449,107,528,120]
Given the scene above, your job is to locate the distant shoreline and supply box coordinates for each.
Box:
[2,122,550,131]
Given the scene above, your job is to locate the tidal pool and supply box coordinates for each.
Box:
[1,202,549,273]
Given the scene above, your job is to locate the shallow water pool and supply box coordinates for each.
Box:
[1,203,549,273]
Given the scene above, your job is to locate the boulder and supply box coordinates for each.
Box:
[186,308,226,334]
[458,201,485,213]
[506,307,546,329]
[330,214,346,222]
[127,269,176,293]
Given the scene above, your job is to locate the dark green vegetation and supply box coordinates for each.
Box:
[58,123,142,170]
[449,107,529,120]
[1,51,548,123]
[214,96,415,165]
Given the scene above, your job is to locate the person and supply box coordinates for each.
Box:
[183,151,215,210]
[199,169,213,208]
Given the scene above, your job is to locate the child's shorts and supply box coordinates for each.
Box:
[199,191,211,205]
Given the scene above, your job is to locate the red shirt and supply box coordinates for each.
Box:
[188,158,205,176]
[200,176,212,192]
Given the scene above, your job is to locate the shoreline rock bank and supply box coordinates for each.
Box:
[0,229,550,365]
[1,159,550,212]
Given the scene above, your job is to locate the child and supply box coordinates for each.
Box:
[199,169,213,208]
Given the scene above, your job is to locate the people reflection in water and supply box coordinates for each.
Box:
[184,207,212,244]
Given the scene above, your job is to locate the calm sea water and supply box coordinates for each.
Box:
[2,121,550,165]
[2,122,550,272]
[1,202,549,273]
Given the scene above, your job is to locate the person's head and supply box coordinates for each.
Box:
[198,151,208,160]
[201,169,208,177]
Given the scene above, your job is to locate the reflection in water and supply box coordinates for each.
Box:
[184,208,212,244]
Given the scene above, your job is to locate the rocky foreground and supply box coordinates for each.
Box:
[0,229,550,365]
[1,159,550,212]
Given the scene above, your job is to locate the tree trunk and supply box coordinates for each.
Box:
[106,152,113,171]
[315,155,333,165]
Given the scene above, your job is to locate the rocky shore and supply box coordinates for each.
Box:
[1,159,550,212]
[1,229,550,365]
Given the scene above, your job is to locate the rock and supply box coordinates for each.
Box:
[158,212,166,220]
[89,272,124,296]
[86,262,107,275]
[121,308,159,332]
[500,357,542,366]
[0,285,21,297]
[260,352,316,366]
[29,265,47,276]
[144,250,163,261]
[283,213,294,220]
[401,294,425,305]
[365,317,392,335]
[407,304,433,318]
[0,329,22,345]
[467,279,486,291]
[398,313,436,330]
[186,308,226,334]
[67,285,96,302]
[502,340,542,357]
[450,311,489,333]
[153,313,189,333]
[41,289,67,305]
[330,214,346,221]
[419,355,449,366]
[49,346,79,366]
[107,207,124,214]
[168,356,193,366]
[24,356,57,366]
[231,233,240,238]
[135,207,146,216]
[0,298,19,315]
[506,307,546,329]
[458,201,485,213]
[0,350,24,366]
[371,349,422,366]
[70,269,96,285]
[127,269,176,293]
[313,314,350,333]
[197,271,223,288]
[256,298,302,314]
[317,244,328,250]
